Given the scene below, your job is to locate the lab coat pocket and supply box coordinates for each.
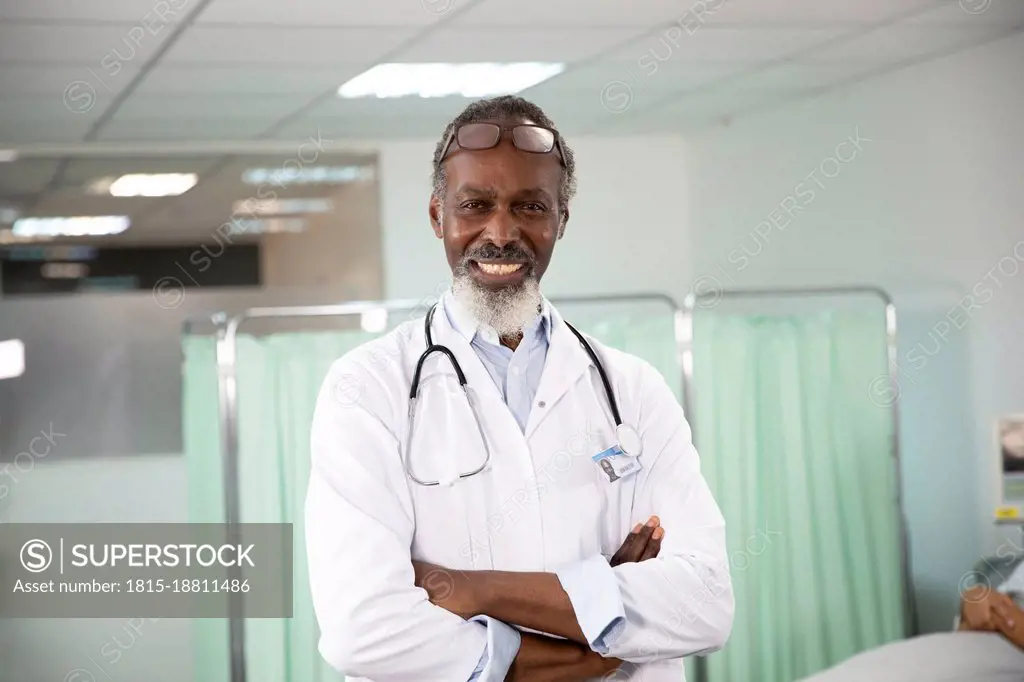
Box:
[544,482,606,570]
[410,479,494,572]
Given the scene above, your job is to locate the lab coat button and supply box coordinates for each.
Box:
[538,400,546,408]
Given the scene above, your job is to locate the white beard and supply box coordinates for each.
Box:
[451,273,543,339]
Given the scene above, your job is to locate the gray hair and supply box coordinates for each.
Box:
[430,95,577,228]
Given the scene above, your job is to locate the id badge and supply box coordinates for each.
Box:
[593,445,642,483]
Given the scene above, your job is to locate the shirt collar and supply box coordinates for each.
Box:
[440,289,553,347]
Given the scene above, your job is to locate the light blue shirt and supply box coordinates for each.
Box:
[441,293,627,681]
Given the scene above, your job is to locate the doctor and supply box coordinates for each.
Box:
[305,95,734,682]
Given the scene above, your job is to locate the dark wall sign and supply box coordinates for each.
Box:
[0,244,261,295]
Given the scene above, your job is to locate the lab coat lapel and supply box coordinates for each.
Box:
[524,305,593,440]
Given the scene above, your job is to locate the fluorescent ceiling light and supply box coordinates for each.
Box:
[226,218,307,235]
[233,198,333,216]
[338,62,565,99]
[0,150,17,163]
[241,165,374,186]
[12,216,130,238]
[102,173,198,197]
[0,339,26,380]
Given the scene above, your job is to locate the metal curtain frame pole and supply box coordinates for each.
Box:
[182,293,689,682]
[680,285,917,642]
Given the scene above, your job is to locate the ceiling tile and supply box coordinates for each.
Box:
[306,95,476,119]
[906,0,1024,26]
[0,118,93,144]
[26,192,158,222]
[453,0,712,27]
[133,64,365,95]
[723,61,893,89]
[196,0,452,26]
[0,64,143,97]
[801,24,1014,62]
[392,27,648,62]
[523,60,749,94]
[96,117,272,141]
[0,0,198,22]
[603,26,849,64]
[159,26,420,65]
[0,159,63,197]
[696,0,943,26]
[114,94,306,119]
[58,156,224,188]
[0,95,107,126]
[0,23,176,63]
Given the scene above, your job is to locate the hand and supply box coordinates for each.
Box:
[609,516,664,567]
[411,560,478,620]
[960,585,1018,632]
[990,594,1024,650]
[505,631,622,682]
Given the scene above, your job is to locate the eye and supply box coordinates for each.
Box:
[521,202,547,212]
[460,200,487,210]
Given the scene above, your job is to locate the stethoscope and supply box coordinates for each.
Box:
[404,303,643,486]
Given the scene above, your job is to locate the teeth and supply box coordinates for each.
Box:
[478,263,523,275]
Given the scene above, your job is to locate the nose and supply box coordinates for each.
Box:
[480,208,521,249]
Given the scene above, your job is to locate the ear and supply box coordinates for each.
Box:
[557,206,570,239]
[428,195,443,238]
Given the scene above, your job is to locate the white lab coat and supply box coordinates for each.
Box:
[305,301,734,682]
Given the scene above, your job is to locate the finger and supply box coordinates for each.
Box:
[639,527,663,561]
[993,603,1017,629]
[992,609,1013,635]
[627,519,659,561]
[610,524,643,566]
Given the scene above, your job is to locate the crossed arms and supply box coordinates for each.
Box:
[412,518,666,682]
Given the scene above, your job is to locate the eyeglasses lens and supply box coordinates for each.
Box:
[456,123,502,150]
[512,126,555,153]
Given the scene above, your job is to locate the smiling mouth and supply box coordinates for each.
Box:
[475,262,524,275]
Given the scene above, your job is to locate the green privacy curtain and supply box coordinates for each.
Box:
[184,331,378,682]
[692,309,906,682]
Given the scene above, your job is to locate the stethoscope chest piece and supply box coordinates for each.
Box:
[616,424,642,457]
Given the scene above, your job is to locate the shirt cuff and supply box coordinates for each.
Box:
[467,615,521,681]
[555,554,627,654]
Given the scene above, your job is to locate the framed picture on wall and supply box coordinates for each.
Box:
[1002,416,1024,474]
[999,415,1024,513]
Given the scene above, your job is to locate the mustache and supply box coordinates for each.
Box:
[463,243,535,264]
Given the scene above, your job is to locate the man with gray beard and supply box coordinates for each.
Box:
[305,95,733,682]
